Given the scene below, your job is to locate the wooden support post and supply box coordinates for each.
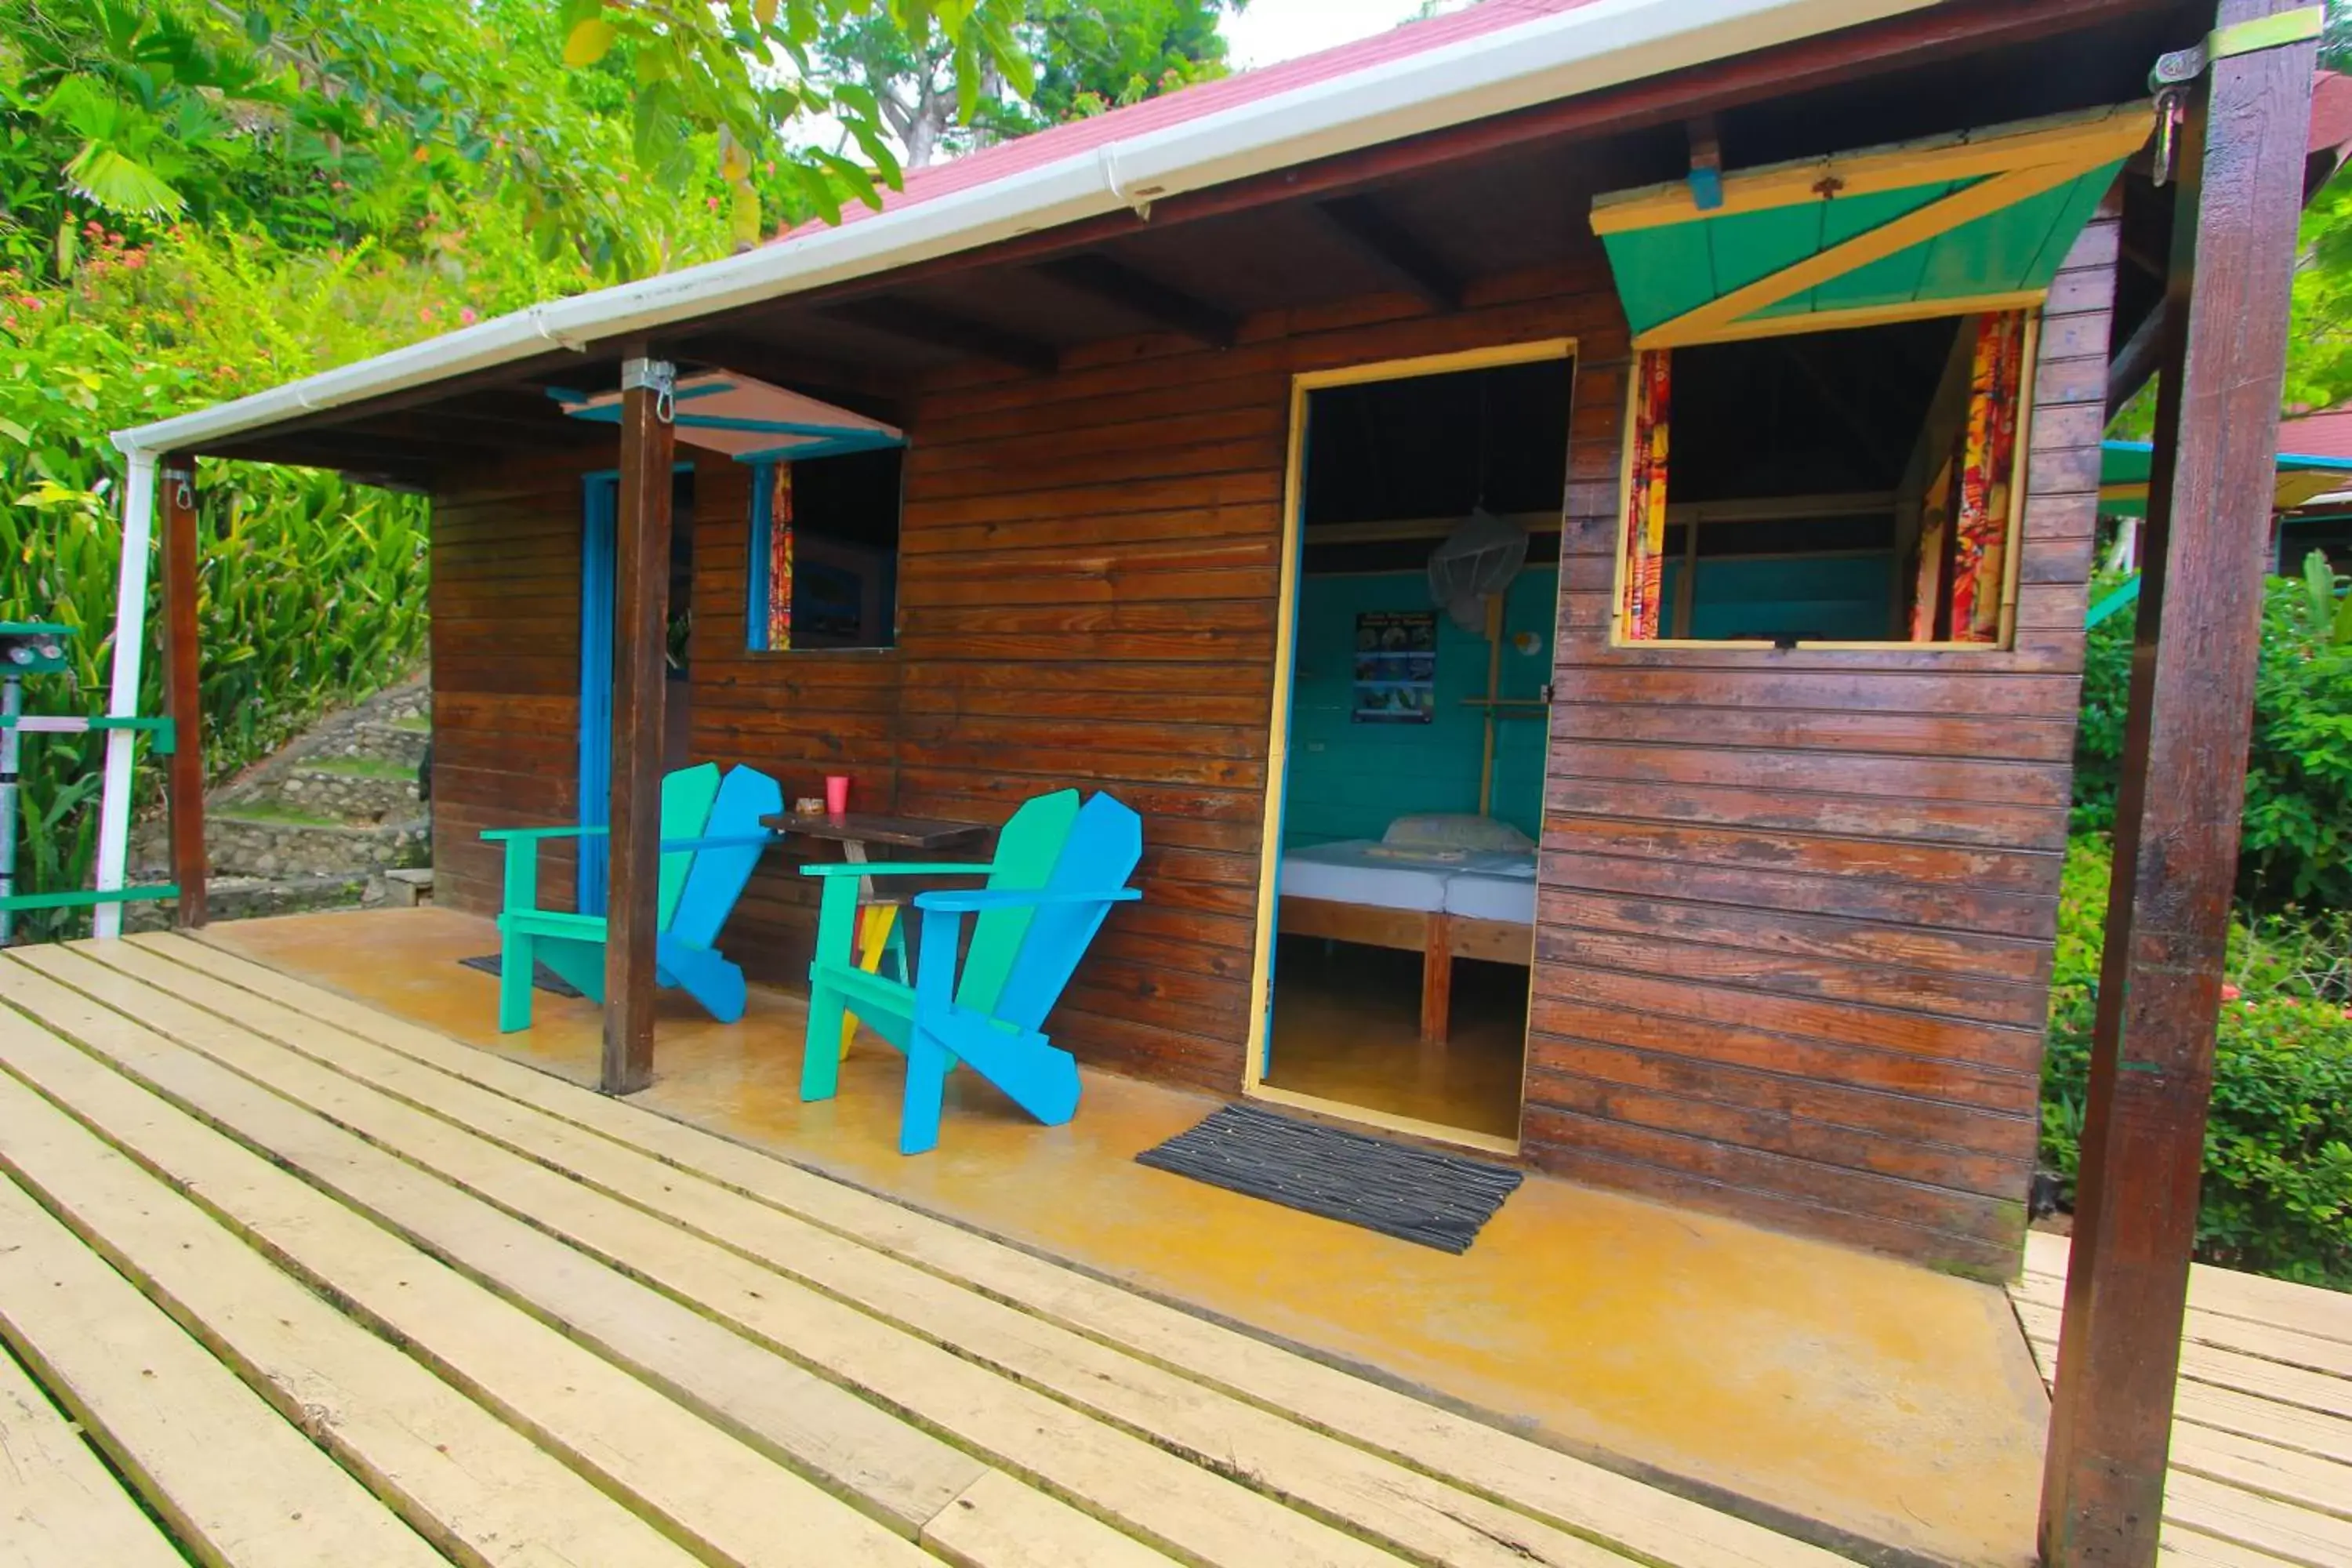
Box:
[2038,7,2317,1566]
[602,352,676,1095]
[1419,914,1452,1047]
[158,457,206,928]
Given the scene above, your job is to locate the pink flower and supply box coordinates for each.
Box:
[2221,984,2241,1001]
[459,307,477,325]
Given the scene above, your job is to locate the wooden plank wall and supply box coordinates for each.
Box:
[424,214,2111,1274]
[687,260,1635,1094]
[430,454,590,916]
[1526,211,2117,1276]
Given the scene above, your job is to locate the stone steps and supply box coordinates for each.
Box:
[240,760,423,826]
[123,872,382,931]
[127,673,434,923]
[201,811,429,883]
[333,720,430,771]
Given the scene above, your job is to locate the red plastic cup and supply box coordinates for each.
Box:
[824,774,851,815]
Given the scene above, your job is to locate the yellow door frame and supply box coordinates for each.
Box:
[1243,336,1577,1156]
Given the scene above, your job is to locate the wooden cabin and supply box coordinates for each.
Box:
[114,0,2304,1295]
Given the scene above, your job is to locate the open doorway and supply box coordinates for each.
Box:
[1248,343,1573,1150]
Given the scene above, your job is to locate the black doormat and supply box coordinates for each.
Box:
[1135,1103,1522,1253]
[458,953,585,1000]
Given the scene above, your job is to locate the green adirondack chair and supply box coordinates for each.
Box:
[800,788,1142,1153]
[483,761,782,1033]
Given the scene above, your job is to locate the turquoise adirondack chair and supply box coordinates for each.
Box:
[482,761,782,1033]
[800,789,1142,1153]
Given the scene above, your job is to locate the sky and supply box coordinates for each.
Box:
[1221,0,1445,71]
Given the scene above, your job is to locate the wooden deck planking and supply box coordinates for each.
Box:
[0,1065,704,1568]
[27,949,1625,1568]
[0,954,1164,1568]
[0,1152,445,1568]
[2,951,1390,1568]
[0,931,1886,1568]
[0,1331,184,1568]
[121,927,1853,1568]
[0,965,940,1568]
[2013,1232,2352,1568]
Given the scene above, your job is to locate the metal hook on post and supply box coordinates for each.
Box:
[163,465,194,513]
[622,357,677,426]
[2147,5,2324,185]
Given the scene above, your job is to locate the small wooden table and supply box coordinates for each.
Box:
[765,811,989,1054]
[772,811,989,858]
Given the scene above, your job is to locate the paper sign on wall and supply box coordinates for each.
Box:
[1352,611,1436,724]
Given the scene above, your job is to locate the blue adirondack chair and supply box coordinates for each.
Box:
[482,761,782,1032]
[800,789,1142,1154]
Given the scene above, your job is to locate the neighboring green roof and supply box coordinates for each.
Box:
[2097,440,2352,519]
[1591,104,2151,348]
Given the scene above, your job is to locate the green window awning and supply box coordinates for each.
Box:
[1591,104,2153,349]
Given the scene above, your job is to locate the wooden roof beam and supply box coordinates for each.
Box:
[374,407,590,443]
[822,298,1059,376]
[1313,194,1463,312]
[206,430,448,471]
[1033,253,1239,347]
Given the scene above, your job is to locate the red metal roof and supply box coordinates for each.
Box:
[778,0,1601,241]
[2312,70,2352,159]
[2279,406,2352,463]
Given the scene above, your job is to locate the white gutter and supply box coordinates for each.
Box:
[111,0,1933,459]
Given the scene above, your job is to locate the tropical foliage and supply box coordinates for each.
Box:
[2073,557,2352,909]
[1,0,1032,937]
[0,0,1032,268]
[815,0,1237,168]
[2042,836,2352,1288]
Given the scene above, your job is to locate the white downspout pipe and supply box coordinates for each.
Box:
[92,448,157,938]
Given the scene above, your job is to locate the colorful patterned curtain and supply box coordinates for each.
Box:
[1620,350,1672,641]
[1911,311,2028,642]
[1947,311,2027,642]
[765,462,795,652]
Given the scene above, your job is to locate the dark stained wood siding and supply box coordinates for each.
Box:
[1525,212,2117,1277]
[686,264,1632,1094]
[430,453,592,916]
[422,215,2111,1276]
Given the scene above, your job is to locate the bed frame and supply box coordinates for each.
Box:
[1276,895,1534,1044]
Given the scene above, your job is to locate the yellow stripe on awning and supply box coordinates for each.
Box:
[1591,104,2154,348]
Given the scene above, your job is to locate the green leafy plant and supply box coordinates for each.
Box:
[2074,555,2352,908]
[2041,836,2352,1288]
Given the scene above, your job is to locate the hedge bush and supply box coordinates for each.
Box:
[2041,836,2352,1288]
[2073,559,2352,908]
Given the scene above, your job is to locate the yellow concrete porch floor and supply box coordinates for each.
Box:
[210,906,2053,1568]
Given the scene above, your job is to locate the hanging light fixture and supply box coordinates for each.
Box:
[1427,374,1526,633]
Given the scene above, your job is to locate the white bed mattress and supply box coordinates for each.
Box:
[1442,866,1537,925]
[1279,841,1537,924]
[1278,840,1451,913]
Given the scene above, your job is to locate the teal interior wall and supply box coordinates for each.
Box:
[1660,552,1896,641]
[1283,569,1557,848]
